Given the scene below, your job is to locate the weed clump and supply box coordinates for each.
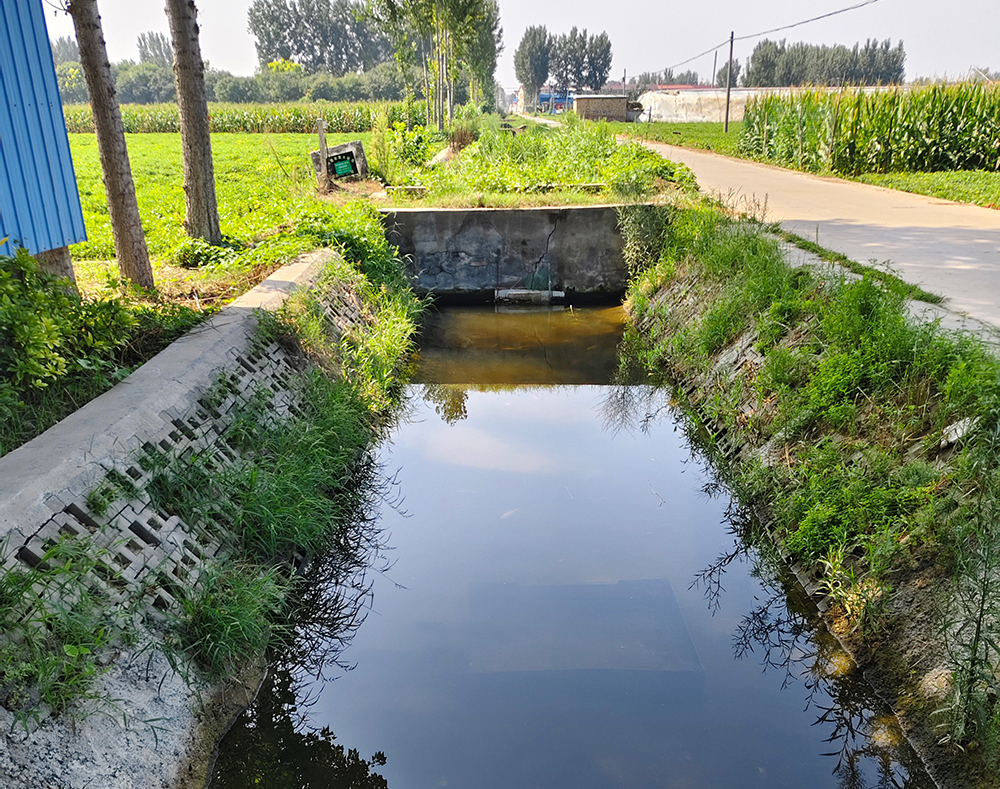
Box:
[0,540,134,724]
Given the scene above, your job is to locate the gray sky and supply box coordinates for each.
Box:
[43,0,999,89]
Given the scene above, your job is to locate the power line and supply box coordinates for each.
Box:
[735,0,884,42]
[666,38,732,72]
[663,0,885,72]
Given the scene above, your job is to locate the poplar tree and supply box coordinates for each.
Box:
[513,25,550,108]
[166,0,222,245]
[66,0,154,289]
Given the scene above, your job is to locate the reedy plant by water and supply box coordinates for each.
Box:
[936,427,1000,756]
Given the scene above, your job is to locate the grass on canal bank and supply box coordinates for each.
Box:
[621,202,1000,782]
[854,170,1000,211]
[167,241,420,677]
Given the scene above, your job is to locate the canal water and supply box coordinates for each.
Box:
[210,306,933,789]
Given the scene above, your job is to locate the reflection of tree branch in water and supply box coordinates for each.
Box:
[729,571,931,788]
[284,452,401,684]
[419,383,469,425]
[210,666,390,789]
[599,384,674,437]
[601,353,933,787]
[691,495,933,788]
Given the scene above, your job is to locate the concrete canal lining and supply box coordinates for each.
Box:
[381,205,628,303]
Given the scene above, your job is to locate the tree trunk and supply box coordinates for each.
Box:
[166,0,221,245]
[435,9,444,132]
[35,247,78,289]
[446,33,454,125]
[421,38,430,128]
[67,0,153,290]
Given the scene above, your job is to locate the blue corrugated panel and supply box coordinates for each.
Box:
[0,0,87,257]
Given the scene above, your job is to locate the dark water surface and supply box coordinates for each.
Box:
[211,306,933,789]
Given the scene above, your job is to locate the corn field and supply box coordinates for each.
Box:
[63,101,426,135]
[739,84,1000,174]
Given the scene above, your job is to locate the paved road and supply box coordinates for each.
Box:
[643,141,1000,328]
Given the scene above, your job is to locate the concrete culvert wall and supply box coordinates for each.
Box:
[381,206,628,303]
[0,249,370,789]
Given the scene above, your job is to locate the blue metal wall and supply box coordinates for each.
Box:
[0,0,87,257]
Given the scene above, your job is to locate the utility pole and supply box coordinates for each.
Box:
[724,31,734,133]
[712,51,718,87]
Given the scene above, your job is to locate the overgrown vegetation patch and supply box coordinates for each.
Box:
[379,113,697,205]
[623,203,1000,781]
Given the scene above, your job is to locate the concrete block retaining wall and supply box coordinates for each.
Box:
[382,205,628,303]
[0,249,364,789]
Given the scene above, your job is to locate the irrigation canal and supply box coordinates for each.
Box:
[210,305,934,789]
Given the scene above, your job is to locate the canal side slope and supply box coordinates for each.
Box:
[0,248,415,789]
[624,204,1000,789]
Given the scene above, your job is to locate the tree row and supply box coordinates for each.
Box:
[514,26,613,108]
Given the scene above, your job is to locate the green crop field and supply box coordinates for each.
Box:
[63,102,422,134]
[68,132,368,261]
[740,84,1000,175]
[596,105,1000,211]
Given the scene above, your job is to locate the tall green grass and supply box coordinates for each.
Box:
[63,101,426,134]
[740,84,1000,174]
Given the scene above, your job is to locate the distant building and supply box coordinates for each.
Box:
[573,94,629,122]
[0,0,87,258]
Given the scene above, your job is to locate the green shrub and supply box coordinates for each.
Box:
[0,250,202,456]
[171,237,238,268]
